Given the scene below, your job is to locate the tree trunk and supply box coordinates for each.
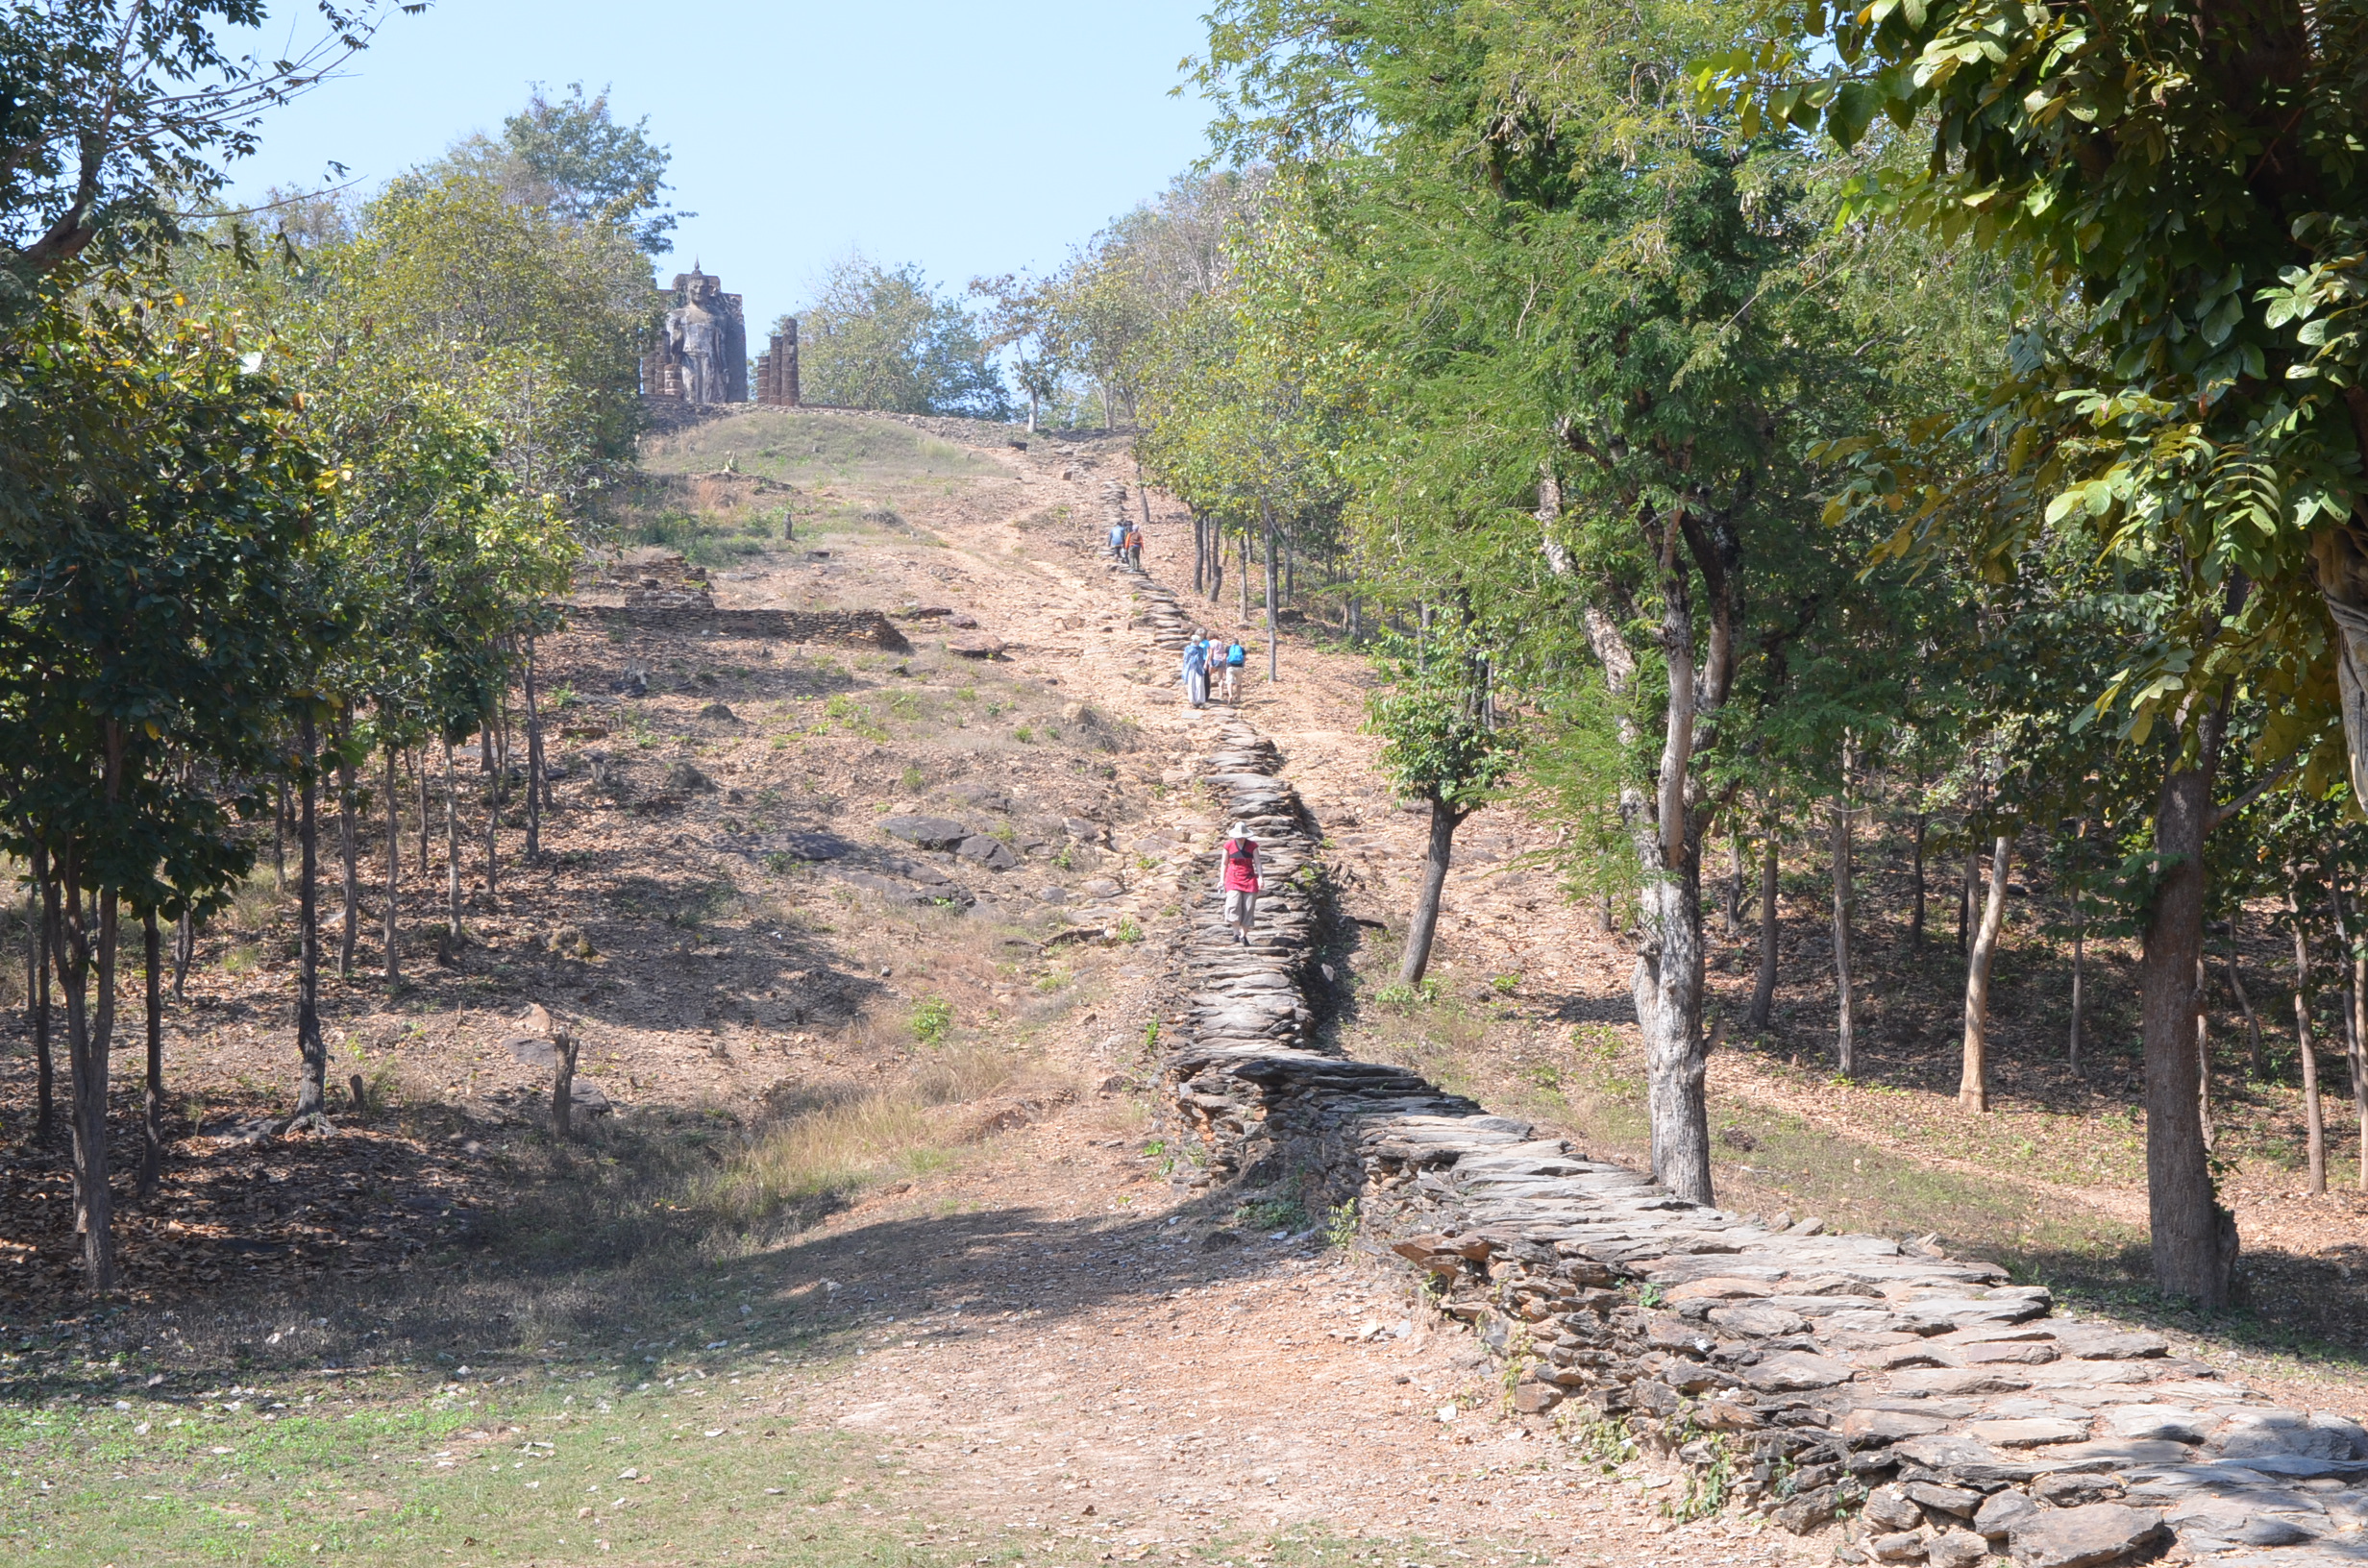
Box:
[1630,586,1712,1206]
[1399,794,1463,985]
[293,710,326,1120]
[415,747,430,877]
[2350,880,2368,1190]
[2223,939,2264,1078]
[172,912,191,1000]
[274,779,287,892]
[2138,747,2235,1306]
[481,722,499,908]
[138,909,161,1202]
[1238,527,1249,625]
[1748,828,1779,1030]
[1909,814,1927,949]
[1959,842,1978,954]
[2196,956,2215,1153]
[551,1020,581,1139]
[1263,502,1278,684]
[525,635,545,861]
[1724,826,1743,939]
[383,739,402,983]
[444,736,464,943]
[2069,923,2086,1075]
[337,720,358,980]
[28,848,52,1143]
[1961,835,2012,1113]
[1831,798,1857,1077]
[1207,521,1223,603]
[2286,880,2328,1195]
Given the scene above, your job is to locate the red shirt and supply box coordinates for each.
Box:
[1222,838,1260,892]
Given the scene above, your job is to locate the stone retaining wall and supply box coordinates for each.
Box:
[588,603,912,652]
[1146,701,2365,1568]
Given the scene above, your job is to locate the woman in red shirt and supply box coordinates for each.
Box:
[1220,822,1262,944]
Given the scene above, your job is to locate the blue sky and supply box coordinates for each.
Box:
[229,0,1217,324]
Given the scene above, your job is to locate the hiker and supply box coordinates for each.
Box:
[1107,520,1126,558]
[1181,631,1211,709]
[1125,526,1144,572]
[1220,637,1247,703]
[1219,821,1262,943]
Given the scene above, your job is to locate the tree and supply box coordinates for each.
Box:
[0,294,323,1287]
[969,271,1068,432]
[0,0,400,301]
[1369,632,1518,984]
[788,257,1010,418]
[495,83,687,253]
[1709,0,2368,1303]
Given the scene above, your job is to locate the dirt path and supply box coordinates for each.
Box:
[700,429,1826,1566]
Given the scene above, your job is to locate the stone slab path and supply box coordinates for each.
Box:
[1161,715,2368,1568]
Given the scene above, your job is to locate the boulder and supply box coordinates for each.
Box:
[1974,1489,2041,1542]
[1968,1417,2091,1449]
[1862,1485,1924,1532]
[879,815,970,851]
[2101,1405,2205,1444]
[957,834,1019,870]
[2211,1409,2368,1462]
[1905,1482,1983,1518]
[1709,1303,1811,1338]
[1742,1351,1855,1391]
[1867,1530,1929,1561]
[2005,1503,2166,1568]
[2050,1325,2167,1360]
[1926,1528,1988,1568]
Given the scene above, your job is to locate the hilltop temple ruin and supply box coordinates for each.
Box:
[643,266,748,405]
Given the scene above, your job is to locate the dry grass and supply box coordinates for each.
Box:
[710,1043,1069,1226]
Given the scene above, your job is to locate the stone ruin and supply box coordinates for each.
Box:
[1157,710,2368,1568]
[755,319,800,406]
[643,265,747,405]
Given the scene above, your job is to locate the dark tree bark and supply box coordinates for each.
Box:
[172,912,192,999]
[382,740,402,983]
[1724,826,1744,940]
[273,778,288,892]
[2069,922,2086,1074]
[1909,813,1928,949]
[481,721,499,907]
[1961,835,2012,1113]
[1831,795,1857,1077]
[1398,793,1466,985]
[2286,878,2328,1194]
[2137,729,2237,1306]
[291,710,327,1122]
[44,734,123,1292]
[1748,828,1779,1031]
[415,747,430,877]
[2347,877,2368,1190]
[27,853,52,1142]
[138,909,161,1201]
[443,737,464,943]
[524,634,545,861]
[337,718,358,980]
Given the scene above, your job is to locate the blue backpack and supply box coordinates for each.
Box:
[1226,643,1246,666]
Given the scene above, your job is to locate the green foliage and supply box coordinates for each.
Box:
[495,82,686,252]
[1324,1199,1361,1250]
[788,257,1011,418]
[908,997,955,1049]
[1368,631,1518,818]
